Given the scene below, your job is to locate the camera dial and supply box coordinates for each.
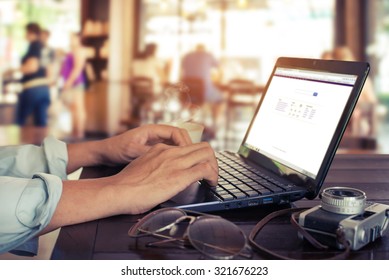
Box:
[320,187,366,215]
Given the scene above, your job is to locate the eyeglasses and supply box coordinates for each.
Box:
[128,208,251,259]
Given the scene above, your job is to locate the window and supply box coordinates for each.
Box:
[139,0,335,84]
[0,0,80,69]
[368,0,389,95]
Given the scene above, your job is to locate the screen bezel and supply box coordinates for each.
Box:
[238,57,370,199]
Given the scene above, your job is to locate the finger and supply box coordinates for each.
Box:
[177,146,218,174]
[135,143,172,161]
[183,162,219,186]
[148,125,190,146]
[158,142,215,162]
[169,126,192,146]
[149,142,173,154]
[178,128,192,146]
[174,142,213,154]
[130,142,151,156]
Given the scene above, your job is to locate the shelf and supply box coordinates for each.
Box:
[81,0,110,83]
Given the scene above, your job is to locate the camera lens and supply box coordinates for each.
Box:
[321,187,366,215]
[329,189,360,197]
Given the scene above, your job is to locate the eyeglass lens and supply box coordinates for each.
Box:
[188,217,247,259]
[129,209,247,259]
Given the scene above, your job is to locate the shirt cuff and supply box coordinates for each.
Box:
[9,237,39,257]
[43,136,68,180]
[0,173,62,256]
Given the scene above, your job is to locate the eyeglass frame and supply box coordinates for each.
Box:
[128,207,252,259]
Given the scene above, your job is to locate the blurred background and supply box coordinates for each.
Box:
[1,0,389,153]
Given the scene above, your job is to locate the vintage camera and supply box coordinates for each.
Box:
[298,187,389,250]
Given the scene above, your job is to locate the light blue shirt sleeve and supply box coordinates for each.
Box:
[0,137,68,256]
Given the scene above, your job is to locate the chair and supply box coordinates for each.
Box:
[181,77,205,106]
[179,77,221,142]
[224,79,263,150]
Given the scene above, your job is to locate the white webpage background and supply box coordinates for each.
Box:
[245,75,353,177]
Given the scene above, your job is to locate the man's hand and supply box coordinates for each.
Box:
[66,124,192,173]
[99,124,193,166]
[113,142,218,214]
[45,141,218,233]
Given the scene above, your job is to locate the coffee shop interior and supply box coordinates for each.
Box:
[1,0,389,259]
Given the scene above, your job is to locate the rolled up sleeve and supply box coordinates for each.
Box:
[0,136,68,179]
[0,137,68,256]
[0,174,62,255]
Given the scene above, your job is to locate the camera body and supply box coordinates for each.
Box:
[298,188,389,250]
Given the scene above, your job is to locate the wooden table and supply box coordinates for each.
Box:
[51,154,389,260]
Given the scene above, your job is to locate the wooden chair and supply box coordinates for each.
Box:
[181,77,205,106]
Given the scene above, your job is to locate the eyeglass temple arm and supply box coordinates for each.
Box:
[147,216,196,235]
[130,210,220,236]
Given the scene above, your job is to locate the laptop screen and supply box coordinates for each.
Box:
[243,67,357,179]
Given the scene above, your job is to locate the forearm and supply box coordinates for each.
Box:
[66,140,105,173]
[64,52,85,87]
[66,135,138,173]
[41,175,126,234]
[19,64,32,75]
[20,58,39,75]
[64,67,82,86]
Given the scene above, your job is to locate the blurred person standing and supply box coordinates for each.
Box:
[332,47,378,136]
[40,29,56,83]
[333,47,377,105]
[181,44,223,132]
[321,50,333,60]
[131,43,165,94]
[60,33,87,139]
[41,29,67,136]
[16,23,50,144]
[40,29,59,113]
[181,44,222,104]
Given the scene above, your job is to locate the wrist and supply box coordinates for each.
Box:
[98,137,117,166]
[87,139,107,166]
[110,173,143,215]
[66,140,105,173]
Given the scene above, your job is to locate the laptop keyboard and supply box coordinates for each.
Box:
[211,152,291,201]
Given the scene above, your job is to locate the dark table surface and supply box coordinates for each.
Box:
[51,154,389,260]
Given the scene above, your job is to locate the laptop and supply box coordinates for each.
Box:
[163,57,370,212]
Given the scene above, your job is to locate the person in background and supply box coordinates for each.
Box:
[0,124,218,256]
[181,44,223,132]
[40,29,56,84]
[181,44,222,104]
[331,47,378,136]
[320,50,333,60]
[131,43,165,94]
[60,32,87,139]
[332,46,377,105]
[16,23,50,145]
[40,29,63,129]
